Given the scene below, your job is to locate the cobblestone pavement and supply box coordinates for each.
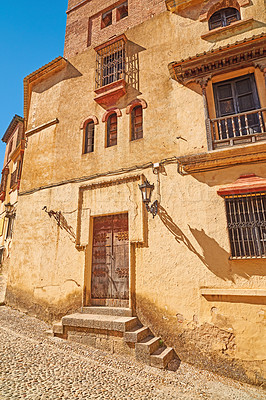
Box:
[0,306,265,400]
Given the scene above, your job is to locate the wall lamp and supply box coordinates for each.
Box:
[139,179,158,218]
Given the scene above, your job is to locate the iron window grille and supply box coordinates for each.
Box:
[209,7,240,30]
[95,39,126,89]
[225,193,266,259]
[84,121,95,154]
[131,105,143,140]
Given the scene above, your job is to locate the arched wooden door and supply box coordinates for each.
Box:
[91,213,129,307]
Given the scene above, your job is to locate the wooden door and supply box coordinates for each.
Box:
[91,213,129,307]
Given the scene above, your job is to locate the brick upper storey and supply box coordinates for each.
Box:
[64,0,166,58]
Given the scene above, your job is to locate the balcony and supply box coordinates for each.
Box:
[210,108,266,149]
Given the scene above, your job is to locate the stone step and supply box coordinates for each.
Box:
[82,307,132,317]
[150,346,175,369]
[62,313,138,333]
[124,326,150,343]
[52,322,64,335]
[135,336,161,365]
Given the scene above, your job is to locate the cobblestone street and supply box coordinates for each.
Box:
[0,306,265,399]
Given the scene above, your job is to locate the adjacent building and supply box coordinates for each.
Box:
[0,115,24,264]
[5,0,266,385]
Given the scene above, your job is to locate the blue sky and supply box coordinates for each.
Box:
[0,1,67,166]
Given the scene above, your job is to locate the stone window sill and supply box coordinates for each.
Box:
[201,288,266,297]
[201,18,259,42]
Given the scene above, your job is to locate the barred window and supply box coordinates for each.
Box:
[107,113,117,147]
[225,193,266,258]
[95,39,126,89]
[84,121,95,154]
[131,105,143,140]
[209,8,240,30]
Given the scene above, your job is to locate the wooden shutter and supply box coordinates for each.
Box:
[84,121,95,153]
[107,114,117,147]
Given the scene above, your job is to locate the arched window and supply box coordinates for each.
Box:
[84,120,95,153]
[107,113,117,147]
[209,8,240,30]
[131,105,143,141]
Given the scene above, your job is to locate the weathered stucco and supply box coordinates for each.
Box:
[5,0,266,386]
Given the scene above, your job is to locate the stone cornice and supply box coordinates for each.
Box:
[23,57,67,130]
[2,115,23,143]
[178,142,266,174]
[25,119,59,138]
[169,33,266,85]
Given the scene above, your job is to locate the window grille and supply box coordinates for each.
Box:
[209,8,240,30]
[131,105,143,140]
[84,121,95,154]
[225,193,266,258]
[107,113,117,147]
[95,39,126,89]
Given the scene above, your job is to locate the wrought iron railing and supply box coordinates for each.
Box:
[95,39,127,89]
[210,108,266,149]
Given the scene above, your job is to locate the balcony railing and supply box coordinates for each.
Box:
[210,108,266,149]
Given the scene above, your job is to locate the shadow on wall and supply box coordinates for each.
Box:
[158,203,249,283]
[33,62,82,94]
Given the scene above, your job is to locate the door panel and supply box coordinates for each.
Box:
[91,213,129,307]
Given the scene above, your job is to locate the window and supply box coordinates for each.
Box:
[107,113,117,147]
[101,10,112,29]
[212,74,265,144]
[7,139,13,158]
[209,7,240,30]
[117,1,128,21]
[225,193,266,258]
[95,38,126,89]
[131,105,143,140]
[84,121,95,154]
[6,217,14,239]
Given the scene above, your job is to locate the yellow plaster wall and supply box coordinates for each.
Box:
[7,2,266,385]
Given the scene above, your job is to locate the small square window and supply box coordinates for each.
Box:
[117,2,128,21]
[101,10,112,29]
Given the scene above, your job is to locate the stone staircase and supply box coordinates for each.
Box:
[50,307,176,369]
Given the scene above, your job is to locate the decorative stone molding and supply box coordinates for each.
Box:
[102,108,122,123]
[217,174,266,196]
[126,99,147,114]
[177,142,266,174]
[169,33,266,86]
[25,119,59,138]
[199,0,250,22]
[201,18,258,42]
[80,116,99,130]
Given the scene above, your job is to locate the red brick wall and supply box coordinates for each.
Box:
[64,0,166,58]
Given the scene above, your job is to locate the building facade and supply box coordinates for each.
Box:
[0,115,24,264]
[5,0,266,385]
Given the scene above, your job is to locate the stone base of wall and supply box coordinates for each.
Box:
[5,286,82,323]
[65,328,135,357]
[136,295,266,387]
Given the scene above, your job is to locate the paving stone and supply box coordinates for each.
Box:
[0,305,265,400]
